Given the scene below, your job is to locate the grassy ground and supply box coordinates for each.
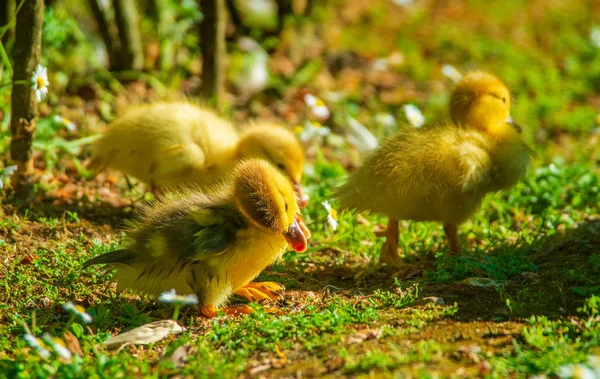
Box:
[1,0,600,377]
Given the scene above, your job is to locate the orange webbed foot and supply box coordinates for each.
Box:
[200,304,254,318]
[235,282,285,302]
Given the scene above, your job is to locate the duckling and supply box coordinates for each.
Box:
[236,121,307,207]
[334,71,532,266]
[83,159,311,317]
[88,102,307,206]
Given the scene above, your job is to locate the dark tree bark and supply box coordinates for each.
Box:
[199,0,226,110]
[87,0,122,70]
[113,0,143,70]
[225,0,244,32]
[9,0,44,202]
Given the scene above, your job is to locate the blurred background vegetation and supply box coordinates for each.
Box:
[1,0,599,188]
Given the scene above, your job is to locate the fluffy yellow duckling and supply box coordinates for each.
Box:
[83,159,311,317]
[334,71,532,266]
[88,102,307,205]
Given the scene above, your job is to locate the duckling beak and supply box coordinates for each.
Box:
[283,216,311,252]
[506,116,522,133]
[293,182,309,208]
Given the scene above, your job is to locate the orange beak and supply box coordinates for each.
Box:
[293,182,309,208]
[283,214,311,252]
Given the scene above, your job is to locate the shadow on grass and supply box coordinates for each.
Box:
[265,219,600,322]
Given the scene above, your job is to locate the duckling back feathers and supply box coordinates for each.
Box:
[335,123,531,225]
[89,102,239,189]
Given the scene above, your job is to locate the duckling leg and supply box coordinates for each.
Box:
[443,224,461,255]
[379,218,403,266]
[235,282,285,301]
[200,304,254,318]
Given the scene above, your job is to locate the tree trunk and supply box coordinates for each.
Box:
[87,0,122,70]
[113,0,143,70]
[199,0,226,110]
[225,0,244,33]
[9,0,44,202]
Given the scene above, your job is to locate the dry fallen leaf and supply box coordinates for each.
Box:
[103,320,184,349]
[63,330,84,357]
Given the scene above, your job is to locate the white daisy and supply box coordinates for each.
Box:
[557,363,596,379]
[0,165,17,190]
[591,26,600,48]
[23,333,51,359]
[30,64,49,103]
[158,289,199,306]
[42,334,72,360]
[304,94,330,121]
[442,64,463,82]
[375,113,397,130]
[321,200,338,232]
[62,302,93,324]
[53,115,76,132]
[403,104,425,128]
[296,120,331,143]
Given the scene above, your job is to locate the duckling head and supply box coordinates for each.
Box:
[450,71,521,135]
[232,159,311,252]
[236,123,308,207]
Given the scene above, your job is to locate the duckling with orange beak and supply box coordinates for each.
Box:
[83,159,310,317]
[334,71,533,266]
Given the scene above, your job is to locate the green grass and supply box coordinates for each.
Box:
[1,0,600,377]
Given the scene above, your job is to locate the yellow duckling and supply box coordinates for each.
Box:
[334,71,533,266]
[83,159,311,317]
[88,102,307,206]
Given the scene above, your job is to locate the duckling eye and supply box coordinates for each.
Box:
[276,163,285,171]
[285,202,288,211]
[502,97,507,104]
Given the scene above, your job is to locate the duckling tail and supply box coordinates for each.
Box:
[81,249,136,269]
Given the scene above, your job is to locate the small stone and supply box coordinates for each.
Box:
[415,297,445,306]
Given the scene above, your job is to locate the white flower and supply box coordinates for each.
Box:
[63,302,93,324]
[393,0,414,7]
[403,104,425,128]
[557,363,596,379]
[158,289,199,305]
[53,115,76,132]
[42,334,72,360]
[3,165,17,176]
[591,26,600,48]
[371,58,389,72]
[296,121,331,143]
[304,94,330,121]
[321,201,338,232]
[375,113,397,130]
[23,333,51,359]
[442,64,463,82]
[30,64,49,103]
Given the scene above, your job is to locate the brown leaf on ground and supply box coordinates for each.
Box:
[64,331,84,357]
